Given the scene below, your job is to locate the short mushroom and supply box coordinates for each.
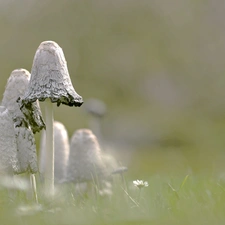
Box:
[66,129,127,196]
[66,128,128,196]
[21,41,83,194]
[39,121,69,184]
[66,129,107,184]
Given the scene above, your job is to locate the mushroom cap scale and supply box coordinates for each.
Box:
[22,41,83,107]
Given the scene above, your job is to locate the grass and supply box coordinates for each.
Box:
[1,168,225,225]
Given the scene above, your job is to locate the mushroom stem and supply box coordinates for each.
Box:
[30,174,38,203]
[44,99,54,195]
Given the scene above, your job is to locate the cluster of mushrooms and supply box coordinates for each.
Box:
[0,41,126,201]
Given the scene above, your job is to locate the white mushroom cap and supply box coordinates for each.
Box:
[22,41,83,107]
[39,121,70,183]
[0,106,18,174]
[2,69,29,118]
[66,129,107,183]
[2,69,45,133]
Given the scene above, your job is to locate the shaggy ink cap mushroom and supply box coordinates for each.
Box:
[2,69,45,133]
[1,69,42,174]
[22,41,83,107]
[20,41,82,195]
[66,129,107,183]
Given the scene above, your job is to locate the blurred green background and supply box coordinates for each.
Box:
[1,0,225,178]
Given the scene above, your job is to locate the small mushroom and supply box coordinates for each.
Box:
[66,129,107,184]
[39,121,69,183]
[66,129,127,196]
[21,41,83,194]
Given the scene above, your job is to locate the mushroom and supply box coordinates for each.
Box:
[66,129,115,197]
[1,69,43,174]
[66,128,128,196]
[1,69,44,203]
[66,129,107,184]
[39,121,69,184]
[21,41,83,194]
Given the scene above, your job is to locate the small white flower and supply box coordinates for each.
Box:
[133,180,149,189]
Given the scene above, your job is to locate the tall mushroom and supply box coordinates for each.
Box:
[1,69,44,174]
[21,41,83,194]
[1,69,45,202]
[39,121,69,184]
